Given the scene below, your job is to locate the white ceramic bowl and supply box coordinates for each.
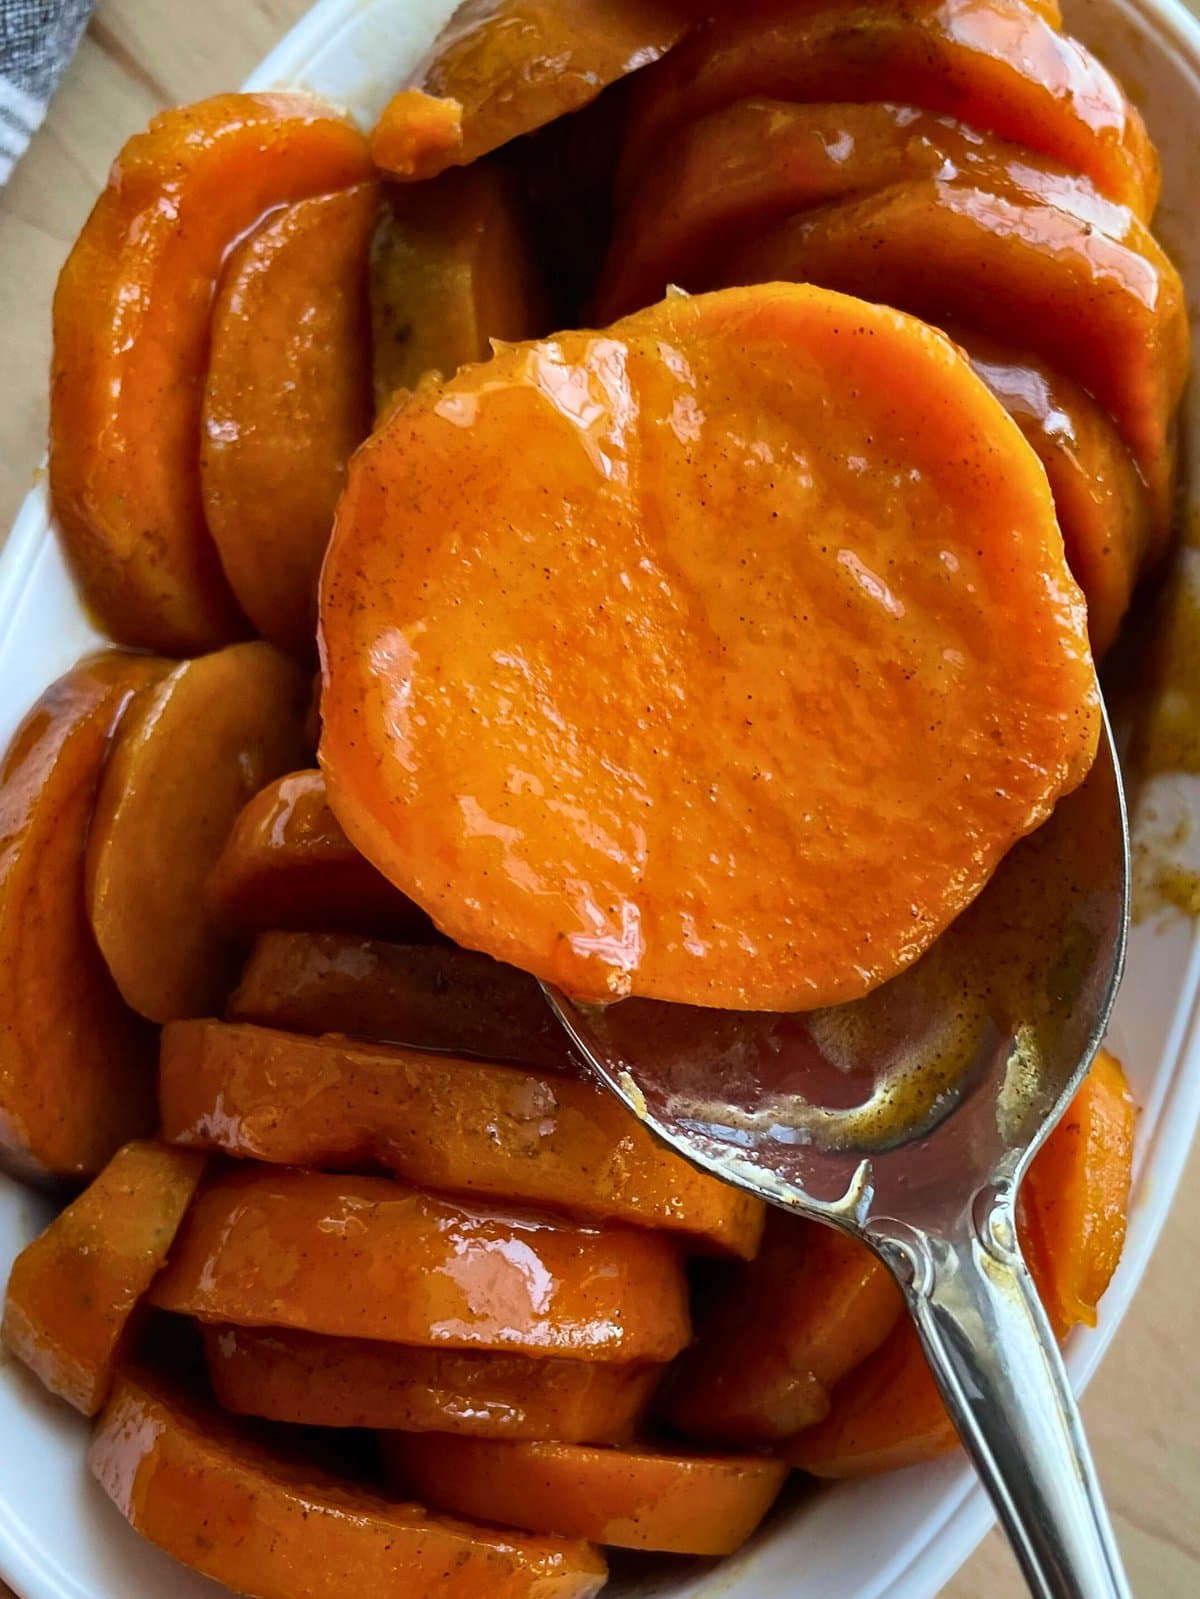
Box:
[1,1,1199,1595]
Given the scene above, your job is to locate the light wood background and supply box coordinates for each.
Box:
[0,2,1197,1594]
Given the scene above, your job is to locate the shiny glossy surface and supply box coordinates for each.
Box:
[159,1018,764,1253]
[1,1142,205,1414]
[86,643,309,1023]
[228,930,578,1070]
[49,92,372,654]
[386,1434,789,1554]
[89,1368,608,1599]
[377,0,688,181]
[723,173,1188,537]
[599,99,1111,320]
[660,1213,903,1445]
[618,0,1158,217]
[204,1323,658,1440]
[371,162,544,413]
[320,284,1099,1010]
[0,654,160,1182]
[202,182,377,657]
[786,1050,1135,1479]
[954,330,1151,655]
[206,769,430,938]
[148,1165,691,1361]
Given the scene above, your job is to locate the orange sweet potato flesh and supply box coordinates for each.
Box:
[86,642,309,1023]
[203,1323,658,1441]
[598,99,1133,320]
[659,1212,903,1444]
[2,1142,206,1414]
[954,330,1151,657]
[371,163,545,414]
[319,283,1100,1010]
[0,655,163,1182]
[158,1019,764,1255]
[90,1367,607,1599]
[722,176,1188,542]
[202,183,378,657]
[385,1434,788,1554]
[50,93,373,655]
[206,771,431,939]
[618,0,1157,217]
[1019,1047,1136,1336]
[149,1165,691,1362]
[372,0,689,182]
[788,1049,1135,1476]
[228,931,578,1071]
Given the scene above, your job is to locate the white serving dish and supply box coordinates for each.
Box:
[0,0,1198,1595]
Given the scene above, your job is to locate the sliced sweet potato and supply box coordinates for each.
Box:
[385,1435,788,1554]
[371,163,545,414]
[2,1142,206,1413]
[658,1213,903,1444]
[618,0,1157,217]
[954,330,1151,656]
[206,771,430,939]
[723,177,1187,541]
[159,1019,764,1255]
[86,643,309,1023]
[1019,1047,1136,1336]
[597,99,1115,321]
[149,1166,691,1362]
[319,284,1100,1010]
[0,654,163,1181]
[228,931,577,1072]
[90,1367,607,1599]
[788,1049,1135,1476]
[204,1323,657,1440]
[202,183,378,657]
[50,93,373,654]
[373,0,688,182]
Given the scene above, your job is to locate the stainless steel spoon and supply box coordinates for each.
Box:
[545,709,1131,1599]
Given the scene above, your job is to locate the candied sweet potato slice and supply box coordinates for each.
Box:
[788,1050,1135,1476]
[159,1019,763,1255]
[2,1142,205,1413]
[1019,1047,1136,1335]
[954,331,1151,656]
[228,931,577,1072]
[386,1434,788,1554]
[86,643,309,1023]
[371,163,544,414]
[0,654,163,1181]
[659,1213,903,1444]
[204,1323,657,1440]
[619,0,1157,217]
[373,0,688,182]
[91,1367,607,1599]
[50,93,373,654]
[149,1166,691,1362]
[724,176,1187,543]
[202,183,378,657]
[598,99,1119,321]
[319,284,1100,1010]
[206,771,430,939]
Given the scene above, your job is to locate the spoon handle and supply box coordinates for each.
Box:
[875,1194,1132,1599]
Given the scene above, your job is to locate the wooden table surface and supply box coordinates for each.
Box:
[1,2,1198,1594]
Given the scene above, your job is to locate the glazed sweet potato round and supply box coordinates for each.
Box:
[90,1368,607,1599]
[319,283,1100,1010]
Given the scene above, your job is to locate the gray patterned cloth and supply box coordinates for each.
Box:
[0,0,95,184]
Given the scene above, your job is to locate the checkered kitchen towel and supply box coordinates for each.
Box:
[0,0,95,185]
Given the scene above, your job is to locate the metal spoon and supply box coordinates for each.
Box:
[545,709,1131,1599]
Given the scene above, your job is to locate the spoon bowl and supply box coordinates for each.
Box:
[546,709,1130,1599]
